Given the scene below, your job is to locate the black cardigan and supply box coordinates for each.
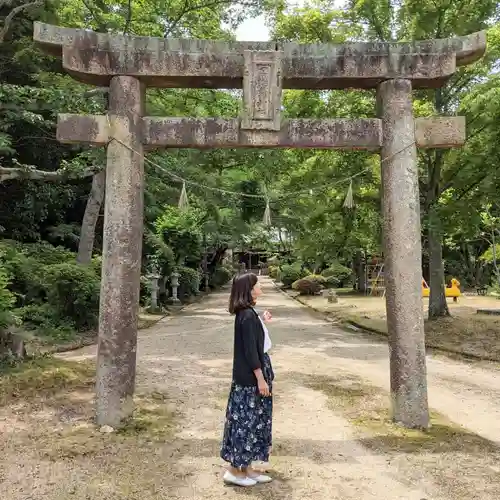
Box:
[232,307,265,387]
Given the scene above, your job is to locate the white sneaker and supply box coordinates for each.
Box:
[223,471,257,487]
[249,473,273,483]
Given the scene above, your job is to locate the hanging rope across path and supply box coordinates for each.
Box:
[104,129,416,202]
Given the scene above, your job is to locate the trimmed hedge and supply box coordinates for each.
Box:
[279,263,308,288]
[292,274,326,295]
[321,262,352,287]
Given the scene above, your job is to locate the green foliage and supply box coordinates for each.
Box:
[279,263,308,288]
[1,0,500,332]
[154,206,202,266]
[0,241,99,339]
[0,241,46,305]
[1,240,74,265]
[292,275,326,295]
[480,244,500,264]
[178,266,201,298]
[209,265,233,288]
[43,262,100,331]
[267,255,281,267]
[0,268,15,329]
[239,180,265,223]
[16,304,76,341]
[268,265,279,279]
[321,262,352,287]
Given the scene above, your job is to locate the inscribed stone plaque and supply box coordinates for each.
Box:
[241,50,283,131]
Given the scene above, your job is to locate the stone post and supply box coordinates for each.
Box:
[170,271,180,303]
[377,79,429,429]
[96,76,145,427]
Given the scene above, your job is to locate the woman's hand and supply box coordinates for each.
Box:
[263,310,272,323]
[258,378,271,397]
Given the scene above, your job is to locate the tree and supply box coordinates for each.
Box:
[347,0,500,318]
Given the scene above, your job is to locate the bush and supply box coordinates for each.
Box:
[292,275,326,295]
[16,241,74,265]
[0,267,15,329]
[209,265,233,288]
[322,275,339,288]
[43,262,100,331]
[279,263,308,288]
[0,246,44,305]
[321,262,352,287]
[0,242,101,342]
[178,266,201,299]
[267,255,280,267]
[17,304,75,341]
[268,265,279,279]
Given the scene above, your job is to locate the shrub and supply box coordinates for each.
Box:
[0,241,78,306]
[17,241,74,265]
[178,266,201,299]
[0,267,15,329]
[279,263,308,288]
[0,247,44,305]
[0,242,101,341]
[292,275,326,295]
[321,262,352,287]
[268,265,279,279]
[16,304,75,341]
[209,265,233,288]
[323,275,340,288]
[267,255,280,267]
[43,262,100,331]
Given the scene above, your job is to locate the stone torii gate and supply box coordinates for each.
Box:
[33,22,485,429]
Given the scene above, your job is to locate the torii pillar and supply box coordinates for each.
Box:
[97,76,145,426]
[33,22,486,428]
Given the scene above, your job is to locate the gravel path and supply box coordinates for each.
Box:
[3,276,500,499]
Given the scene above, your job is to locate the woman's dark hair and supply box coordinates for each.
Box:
[228,273,258,314]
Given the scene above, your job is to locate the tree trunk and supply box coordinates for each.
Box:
[77,170,106,264]
[0,330,26,359]
[353,251,366,292]
[428,221,450,319]
[490,228,500,287]
[425,85,450,320]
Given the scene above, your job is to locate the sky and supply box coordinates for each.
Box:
[235,16,270,41]
[233,0,344,41]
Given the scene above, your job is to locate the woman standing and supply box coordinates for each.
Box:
[220,273,274,487]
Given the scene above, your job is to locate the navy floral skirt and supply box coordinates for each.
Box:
[220,353,274,468]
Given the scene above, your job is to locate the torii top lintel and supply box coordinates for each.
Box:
[33,22,486,90]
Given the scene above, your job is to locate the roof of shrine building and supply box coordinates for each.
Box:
[34,22,486,90]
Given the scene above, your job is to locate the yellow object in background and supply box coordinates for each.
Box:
[422,278,461,301]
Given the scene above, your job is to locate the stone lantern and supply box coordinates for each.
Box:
[147,266,161,312]
[170,270,181,303]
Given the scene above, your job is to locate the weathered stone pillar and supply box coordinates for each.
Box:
[96,76,145,427]
[148,271,161,312]
[170,271,180,303]
[377,79,429,429]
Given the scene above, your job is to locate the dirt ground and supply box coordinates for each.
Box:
[298,288,500,320]
[1,277,500,499]
[296,290,500,361]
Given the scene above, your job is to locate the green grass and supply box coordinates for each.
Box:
[0,355,94,406]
